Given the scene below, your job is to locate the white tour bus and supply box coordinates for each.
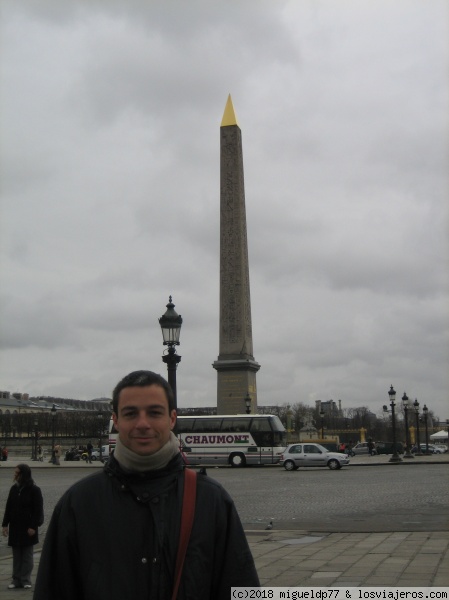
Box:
[108,414,286,467]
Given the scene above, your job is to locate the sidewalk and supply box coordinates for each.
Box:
[1,529,448,596]
[1,451,449,468]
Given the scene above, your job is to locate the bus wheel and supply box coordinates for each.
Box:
[230,453,246,467]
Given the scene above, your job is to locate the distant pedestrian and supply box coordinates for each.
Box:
[2,447,8,461]
[53,444,62,466]
[2,464,44,590]
[37,445,43,462]
[346,441,354,457]
[339,442,346,453]
[368,439,375,456]
[86,441,93,464]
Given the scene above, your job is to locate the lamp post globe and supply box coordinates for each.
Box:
[402,392,414,459]
[159,296,182,431]
[413,399,423,455]
[387,385,402,463]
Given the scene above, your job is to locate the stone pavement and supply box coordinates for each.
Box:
[1,529,448,597]
[1,453,448,596]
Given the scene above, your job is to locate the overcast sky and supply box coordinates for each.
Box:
[1,1,448,421]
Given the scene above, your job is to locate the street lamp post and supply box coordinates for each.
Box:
[32,419,38,461]
[159,296,182,429]
[244,392,251,414]
[320,408,325,440]
[413,399,423,455]
[97,410,103,462]
[401,393,414,459]
[286,405,293,443]
[50,404,57,464]
[422,404,431,455]
[383,385,402,463]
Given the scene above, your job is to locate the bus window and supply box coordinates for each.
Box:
[221,418,248,432]
[177,418,194,434]
[192,419,222,432]
[249,418,271,432]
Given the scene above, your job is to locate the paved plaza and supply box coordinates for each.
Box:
[1,454,448,596]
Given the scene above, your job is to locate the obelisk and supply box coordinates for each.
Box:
[213,95,260,414]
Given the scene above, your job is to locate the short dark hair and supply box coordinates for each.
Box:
[112,370,175,414]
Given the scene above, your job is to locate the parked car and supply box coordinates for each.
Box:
[412,443,446,454]
[433,445,448,453]
[352,442,377,456]
[81,445,109,462]
[279,443,350,470]
[374,441,404,455]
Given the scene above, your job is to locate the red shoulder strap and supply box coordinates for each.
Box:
[172,468,197,600]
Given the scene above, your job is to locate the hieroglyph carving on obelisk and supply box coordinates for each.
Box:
[213,95,260,415]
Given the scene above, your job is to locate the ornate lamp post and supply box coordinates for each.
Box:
[401,393,414,459]
[50,404,57,463]
[244,392,252,414]
[413,399,423,455]
[422,404,431,455]
[383,385,402,463]
[159,296,182,427]
[320,408,325,439]
[286,405,293,443]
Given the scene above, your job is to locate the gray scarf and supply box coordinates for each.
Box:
[113,432,180,472]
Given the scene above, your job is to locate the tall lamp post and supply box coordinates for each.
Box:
[320,408,325,439]
[244,392,251,414]
[159,296,182,426]
[422,404,431,455]
[32,419,38,461]
[50,404,57,463]
[383,385,402,463]
[97,410,103,462]
[413,399,423,456]
[401,393,414,459]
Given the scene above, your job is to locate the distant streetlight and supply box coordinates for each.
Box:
[32,418,38,461]
[51,404,57,464]
[422,404,431,455]
[383,385,402,463]
[413,399,423,456]
[401,393,414,459]
[159,296,182,431]
[244,392,251,415]
[97,410,103,462]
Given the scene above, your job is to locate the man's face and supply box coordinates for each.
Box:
[113,384,176,456]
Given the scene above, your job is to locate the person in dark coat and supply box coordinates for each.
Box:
[2,463,43,589]
[34,370,260,600]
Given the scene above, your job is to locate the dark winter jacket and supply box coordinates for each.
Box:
[34,454,259,600]
[2,481,43,547]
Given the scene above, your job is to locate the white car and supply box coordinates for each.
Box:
[279,443,350,470]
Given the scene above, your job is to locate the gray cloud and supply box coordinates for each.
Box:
[1,0,448,420]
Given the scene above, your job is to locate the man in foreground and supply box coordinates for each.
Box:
[34,370,259,600]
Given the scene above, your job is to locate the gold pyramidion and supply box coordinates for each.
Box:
[221,94,239,127]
